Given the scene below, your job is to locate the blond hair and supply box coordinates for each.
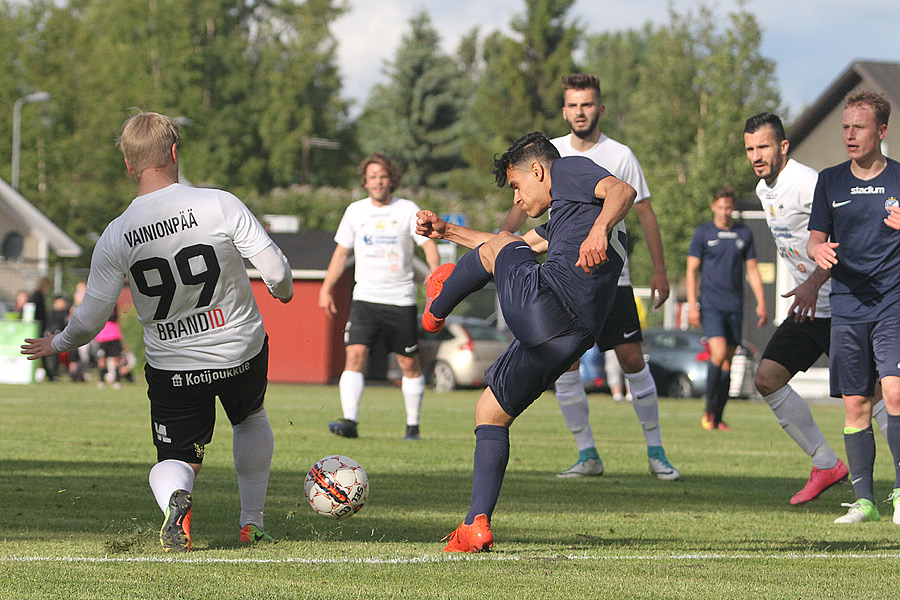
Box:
[116,112,180,175]
[845,90,891,127]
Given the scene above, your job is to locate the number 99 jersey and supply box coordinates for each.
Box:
[86,183,275,370]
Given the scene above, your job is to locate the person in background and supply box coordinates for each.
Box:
[318,152,440,440]
[686,186,768,430]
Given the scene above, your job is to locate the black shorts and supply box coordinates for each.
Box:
[595,286,643,352]
[97,339,123,359]
[345,301,419,356]
[144,338,269,463]
[761,316,830,376]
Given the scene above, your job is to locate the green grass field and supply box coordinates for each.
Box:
[1,380,898,599]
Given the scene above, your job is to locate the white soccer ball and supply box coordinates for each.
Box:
[304,455,369,519]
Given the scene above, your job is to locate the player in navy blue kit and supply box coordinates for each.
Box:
[415,132,635,552]
[687,187,767,430]
[808,90,900,524]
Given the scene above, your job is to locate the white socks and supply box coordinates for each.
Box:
[232,408,274,529]
[764,385,838,469]
[555,370,596,452]
[339,370,365,422]
[402,375,425,426]
[625,364,662,447]
[149,459,195,513]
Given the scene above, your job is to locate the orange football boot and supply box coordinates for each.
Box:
[442,514,494,553]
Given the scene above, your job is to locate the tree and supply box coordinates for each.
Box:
[356,10,467,189]
[580,3,781,286]
[458,0,579,199]
[0,0,353,258]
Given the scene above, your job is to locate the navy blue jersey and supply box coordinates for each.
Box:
[533,156,626,338]
[688,221,756,312]
[808,158,900,324]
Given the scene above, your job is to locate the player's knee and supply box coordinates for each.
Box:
[754,369,776,397]
[754,361,787,397]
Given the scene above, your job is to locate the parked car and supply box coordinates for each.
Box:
[641,328,711,398]
[389,316,512,392]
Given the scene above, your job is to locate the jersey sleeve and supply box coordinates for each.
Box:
[533,222,549,240]
[334,205,355,248]
[808,175,833,236]
[687,226,705,259]
[219,191,275,258]
[83,225,128,303]
[618,150,651,202]
[743,228,757,261]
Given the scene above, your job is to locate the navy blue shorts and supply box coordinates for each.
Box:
[761,316,830,376]
[829,314,900,398]
[486,242,597,418]
[701,308,742,346]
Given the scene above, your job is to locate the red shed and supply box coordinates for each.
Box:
[247,231,350,384]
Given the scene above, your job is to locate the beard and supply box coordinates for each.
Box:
[568,114,600,139]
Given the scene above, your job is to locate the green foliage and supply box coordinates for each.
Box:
[0,0,353,265]
[356,11,468,189]
[4,0,784,300]
[1,382,898,598]
[457,0,579,200]
[582,3,781,287]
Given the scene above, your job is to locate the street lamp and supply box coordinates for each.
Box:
[12,91,51,190]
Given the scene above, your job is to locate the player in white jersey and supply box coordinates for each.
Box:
[22,112,293,551]
[745,112,886,505]
[319,153,440,440]
[500,73,679,481]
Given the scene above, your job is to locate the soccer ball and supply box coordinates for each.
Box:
[304,455,369,519]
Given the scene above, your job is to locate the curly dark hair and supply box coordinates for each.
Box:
[358,152,401,192]
[491,132,561,188]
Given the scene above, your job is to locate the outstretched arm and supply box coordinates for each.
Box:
[416,210,497,249]
[22,292,117,359]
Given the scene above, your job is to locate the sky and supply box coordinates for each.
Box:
[332,0,900,120]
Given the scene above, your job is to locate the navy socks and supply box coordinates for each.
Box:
[465,424,510,525]
[844,426,876,503]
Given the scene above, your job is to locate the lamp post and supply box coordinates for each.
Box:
[12,91,51,190]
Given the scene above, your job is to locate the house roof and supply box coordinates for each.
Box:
[788,60,900,149]
[0,176,81,257]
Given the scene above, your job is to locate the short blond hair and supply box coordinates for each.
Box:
[845,90,891,127]
[116,112,180,175]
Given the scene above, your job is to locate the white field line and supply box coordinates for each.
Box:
[3,552,900,565]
